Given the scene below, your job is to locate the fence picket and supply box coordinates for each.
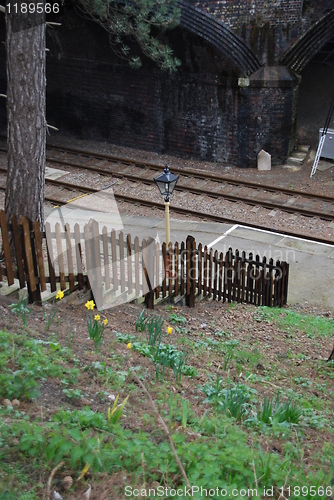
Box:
[55,222,66,291]
[186,236,195,307]
[203,246,208,296]
[281,262,289,305]
[268,258,274,307]
[74,223,84,290]
[45,222,57,292]
[227,248,233,303]
[143,238,154,309]
[102,226,110,291]
[168,242,173,298]
[65,223,75,291]
[111,229,119,293]
[135,236,140,296]
[247,252,254,304]
[92,220,102,306]
[0,211,14,285]
[11,214,25,288]
[174,242,179,297]
[186,238,191,296]
[162,242,167,298]
[198,243,202,296]
[232,249,239,302]
[20,216,41,302]
[84,222,94,297]
[213,250,218,300]
[218,251,223,301]
[180,242,185,296]
[33,221,47,292]
[0,210,289,308]
[142,238,147,296]
[155,240,160,299]
[119,230,125,294]
[208,248,213,298]
[127,234,133,295]
[261,256,267,306]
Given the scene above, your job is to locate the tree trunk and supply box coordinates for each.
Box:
[5,1,46,227]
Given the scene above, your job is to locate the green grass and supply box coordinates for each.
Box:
[257,307,334,338]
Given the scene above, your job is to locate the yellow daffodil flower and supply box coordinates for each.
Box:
[94,314,100,322]
[167,326,173,335]
[85,300,95,311]
[103,318,108,326]
[56,290,64,300]
[126,342,132,349]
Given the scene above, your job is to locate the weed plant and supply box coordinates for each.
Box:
[0,330,79,400]
[9,296,31,327]
[204,377,255,421]
[122,312,197,382]
[167,312,187,325]
[203,375,304,429]
[246,393,303,430]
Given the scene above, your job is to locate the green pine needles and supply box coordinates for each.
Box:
[77,0,181,71]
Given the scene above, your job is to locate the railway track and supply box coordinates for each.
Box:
[43,145,334,222]
[1,143,334,220]
[0,143,334,246]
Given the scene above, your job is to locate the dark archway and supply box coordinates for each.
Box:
[295,35,334,145]
[279,9,334,73]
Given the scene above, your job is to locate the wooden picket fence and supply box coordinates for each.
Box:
[0,210,289,308]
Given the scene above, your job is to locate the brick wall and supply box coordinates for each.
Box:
[0,2,306,168]
[46,57,297,167]
[47,57,237,162]
[193,0,334,62]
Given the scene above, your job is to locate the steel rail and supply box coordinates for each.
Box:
[0,182,333,246]
[43,154,334,221]
[1,142,333,203]
[50,161,334,220]
[44,144,334,204]
[1,162,334,221]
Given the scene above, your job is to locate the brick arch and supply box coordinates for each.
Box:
[179,0,261,76]
[279,9,334,73]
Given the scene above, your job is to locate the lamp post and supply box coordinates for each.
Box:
[154,164,179,245]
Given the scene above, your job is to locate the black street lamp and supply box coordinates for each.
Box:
[154,164,179,244]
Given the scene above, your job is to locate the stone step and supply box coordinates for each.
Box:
[0,280,21,297]
[286,156,304,165]
[290,151,306,160]
[297,145,310,153]
[285,145,310,167]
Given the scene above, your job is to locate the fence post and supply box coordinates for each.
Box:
[144,237,155,309]
[281,261,289,306]
[186,235,195,307]
[0,210,14,286]
[20,216,41,303]
[11,214,26,289]
[45,222,57,293]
